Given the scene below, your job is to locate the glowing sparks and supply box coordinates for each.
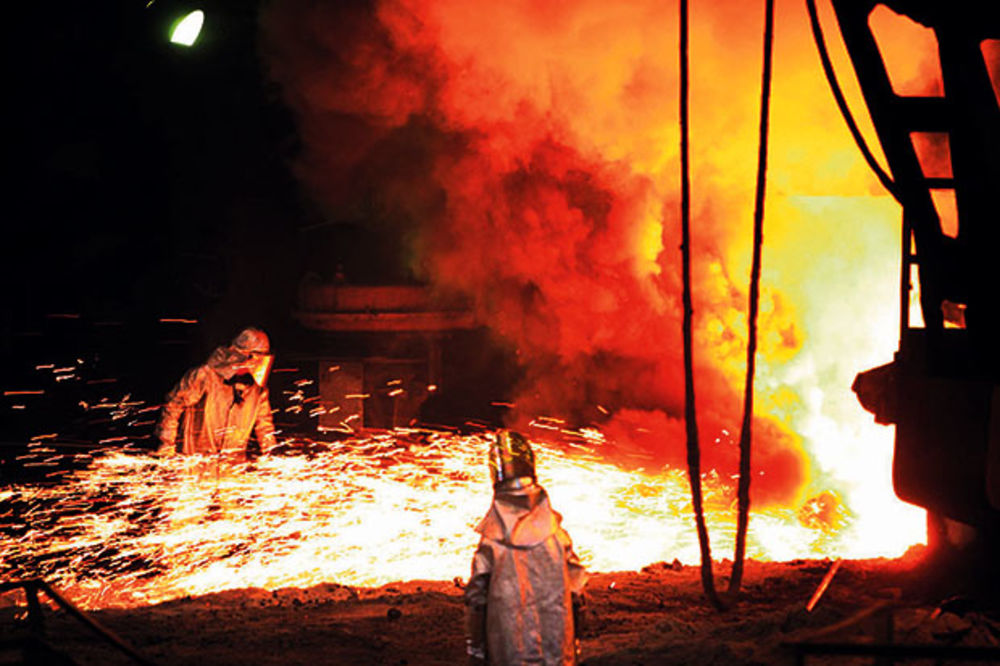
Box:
[258,0,932,512]
[1,0,943,615]
[2,429,920,611]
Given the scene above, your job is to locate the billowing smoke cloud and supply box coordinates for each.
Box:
[259,0,827,505]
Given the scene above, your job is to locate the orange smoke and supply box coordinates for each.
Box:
[259,0,927,538]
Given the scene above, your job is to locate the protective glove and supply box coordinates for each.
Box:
[572,592,587,637]
[465,603,487,665]
[572,592,587,660]
[466,639,486,665]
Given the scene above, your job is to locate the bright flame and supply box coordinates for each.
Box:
[257,0,930,557]
[1,0,945,612]
[0,429,919,610]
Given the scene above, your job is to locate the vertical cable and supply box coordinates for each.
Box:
[730,0,776,597]
[679,0,725,611]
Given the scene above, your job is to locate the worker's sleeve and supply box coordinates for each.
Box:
[252,387,277,453]
[155,367,207,454]
[557,527,588,595]
[464,539,493,663]
[464,538,494,608]
[572,591,587,640]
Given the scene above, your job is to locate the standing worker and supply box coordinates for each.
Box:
[156,326,277,459]
[464,430,588,665]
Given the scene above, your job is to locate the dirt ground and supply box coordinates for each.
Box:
[4,546,1000,665]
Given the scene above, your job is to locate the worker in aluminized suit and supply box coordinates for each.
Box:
[155,326,277,458]
[464,430,588,665]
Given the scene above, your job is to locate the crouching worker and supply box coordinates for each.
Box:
[464,430,588,665]
[155,326,277,459]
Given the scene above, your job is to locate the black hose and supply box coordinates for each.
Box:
[730,0,776,598]
[805,0,903,203]
[679,0,726,612]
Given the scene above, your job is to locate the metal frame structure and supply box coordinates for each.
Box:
[832,0,1000,531]
[830,0,1000,354]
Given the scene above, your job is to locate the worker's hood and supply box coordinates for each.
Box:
[474,483,561,548]
[207,346,273,386]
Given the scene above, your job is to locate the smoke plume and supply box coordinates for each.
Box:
[258,0,918,507]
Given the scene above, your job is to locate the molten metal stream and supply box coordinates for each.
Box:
[1,428,919,610]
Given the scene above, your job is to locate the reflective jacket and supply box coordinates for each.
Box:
[156,346,276,456]
[465,484,587,665]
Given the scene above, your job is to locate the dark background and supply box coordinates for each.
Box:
[5,1,300,347]
[2,0,317,462]
[1,0,514,468]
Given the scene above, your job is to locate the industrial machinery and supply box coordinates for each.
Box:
[830,1,1000,551]
[292,282,483,430]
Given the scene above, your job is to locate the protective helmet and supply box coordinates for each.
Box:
[489,430,536,488]
[230,327,273,386]
[232,327,270,355]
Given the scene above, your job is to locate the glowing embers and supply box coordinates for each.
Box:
[0,430,923,611]
[868,4,943,97]
[797,490,849,532]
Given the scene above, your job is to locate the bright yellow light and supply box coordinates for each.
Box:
[170,10,204,47]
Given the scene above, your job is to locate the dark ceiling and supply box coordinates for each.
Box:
[5,1,299,340]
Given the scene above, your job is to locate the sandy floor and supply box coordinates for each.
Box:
[5,548,1000,665]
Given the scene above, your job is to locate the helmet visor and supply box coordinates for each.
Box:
[489,430,536,486]
[249,353,273,387]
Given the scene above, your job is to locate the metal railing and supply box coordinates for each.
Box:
[1,578,155,666]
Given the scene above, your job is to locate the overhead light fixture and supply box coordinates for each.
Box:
[169,9,204,47]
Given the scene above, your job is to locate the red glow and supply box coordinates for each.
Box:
[0,431,917,610]
[259,0,926,551]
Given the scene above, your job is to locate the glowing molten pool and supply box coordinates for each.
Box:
[2,426,921,610]
[1,0,947,611]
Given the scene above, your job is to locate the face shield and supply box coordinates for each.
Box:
[229,327,272,386]
[249,352,273,387]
